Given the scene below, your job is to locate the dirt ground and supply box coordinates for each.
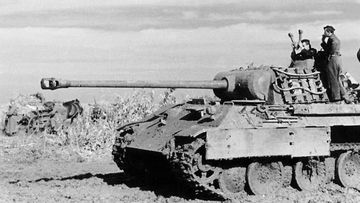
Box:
[2,134,360,203]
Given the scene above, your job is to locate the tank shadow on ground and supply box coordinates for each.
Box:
[9,172,194,200]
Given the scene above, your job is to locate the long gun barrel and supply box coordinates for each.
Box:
[41,78,228,90]
[41,68,274,102]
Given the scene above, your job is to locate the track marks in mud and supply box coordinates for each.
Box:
[3,161,196,202]
[3,159,360,203]
[10,172,125,186]
[8,171,186,197]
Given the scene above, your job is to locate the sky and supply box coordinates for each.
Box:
[0,0,360,103]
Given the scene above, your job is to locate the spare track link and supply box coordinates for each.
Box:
[170,138,228,200]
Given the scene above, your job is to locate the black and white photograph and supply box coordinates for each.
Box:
[1,0,360,202]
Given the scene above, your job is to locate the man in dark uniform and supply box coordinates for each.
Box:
[321,25,347,102]
[291,39,317,61]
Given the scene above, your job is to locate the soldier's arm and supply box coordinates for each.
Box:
[320,42,326,49]
[329,38,340,55]
[320,35,327,50]
[291,50,296,60]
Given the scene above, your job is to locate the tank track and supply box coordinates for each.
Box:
[168,141,360,199]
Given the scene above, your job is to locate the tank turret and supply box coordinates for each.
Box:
[41,66,329,104]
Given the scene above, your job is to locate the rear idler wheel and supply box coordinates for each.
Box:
[294,159,327,191]
[246,161,285,195]
[219,167,246,195]
[336,151,360,189]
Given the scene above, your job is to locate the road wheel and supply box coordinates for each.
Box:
[219,167,246,195]
[246,161,284,195]
[294,159,327,191]
[336,151,360,189]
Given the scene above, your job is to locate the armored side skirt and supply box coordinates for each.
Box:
[206,127,330,160]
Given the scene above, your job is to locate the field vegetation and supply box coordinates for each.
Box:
[0,90,177,163]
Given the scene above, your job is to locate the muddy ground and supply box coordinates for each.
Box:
[2,134,360,203]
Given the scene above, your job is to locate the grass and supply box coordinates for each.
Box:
[0,89,177,163]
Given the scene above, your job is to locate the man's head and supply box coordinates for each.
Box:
[323,25,335,37]
[301,39,311,50]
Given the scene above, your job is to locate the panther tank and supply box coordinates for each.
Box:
[40,63,360,199]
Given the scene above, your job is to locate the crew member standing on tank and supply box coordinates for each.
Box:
[321,25,346,102]
[291,39,317,61]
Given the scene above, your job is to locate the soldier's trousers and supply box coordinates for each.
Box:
[324,56,345,101]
